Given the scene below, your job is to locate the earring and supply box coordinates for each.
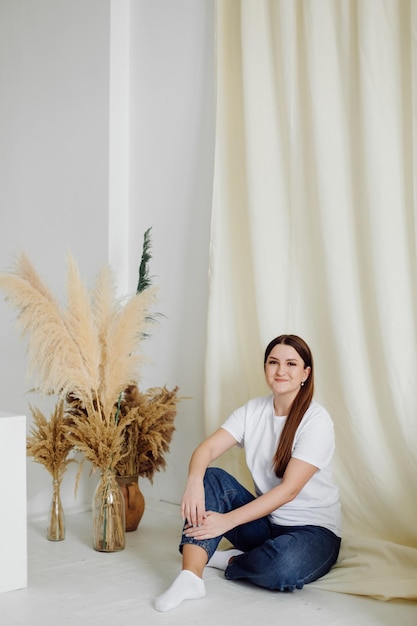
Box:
[300,381,305,387]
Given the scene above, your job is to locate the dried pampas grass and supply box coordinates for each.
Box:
[26,401,74,480]
[1,237,181,498]
[0,252,156,408]
[65,401,136,473]
[0,259,98,402]
[0,252,158,473]
[115,384,180,479]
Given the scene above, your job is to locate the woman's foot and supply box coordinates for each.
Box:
[206,548,243,570]
[154,569,206,612]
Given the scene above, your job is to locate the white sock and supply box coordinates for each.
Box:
[206,549,243,571]
[154,569,206,612]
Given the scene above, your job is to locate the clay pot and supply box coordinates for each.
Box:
[115,474,145,532]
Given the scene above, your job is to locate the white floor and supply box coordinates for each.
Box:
[1,500,416,626]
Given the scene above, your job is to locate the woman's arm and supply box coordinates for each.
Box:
[228,457,317,526]
[181,428,237,527]
[185,457,318,540]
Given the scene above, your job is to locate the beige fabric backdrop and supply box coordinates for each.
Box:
[205,0,417,601]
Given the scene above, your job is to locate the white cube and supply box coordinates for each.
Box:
[0,411,27,593]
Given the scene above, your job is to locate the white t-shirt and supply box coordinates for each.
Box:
[221,395,342,537]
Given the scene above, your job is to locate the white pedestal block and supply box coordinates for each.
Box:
[0,411,27,593]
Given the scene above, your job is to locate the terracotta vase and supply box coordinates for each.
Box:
[92,470,125,552]
[116,474,145,532]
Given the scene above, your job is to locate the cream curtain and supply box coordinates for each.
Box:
[206,0,417,601]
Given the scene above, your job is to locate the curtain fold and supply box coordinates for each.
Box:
[206,0,417,600]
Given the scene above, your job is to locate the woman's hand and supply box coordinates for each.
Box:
[181,477,206,527]
[181,428,238,528]
[184,511,232,540]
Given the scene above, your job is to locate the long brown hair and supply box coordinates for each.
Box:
[264,334,314,478]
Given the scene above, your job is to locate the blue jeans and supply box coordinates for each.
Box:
[180,467,341,591]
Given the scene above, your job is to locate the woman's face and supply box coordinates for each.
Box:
[264,343,310,402]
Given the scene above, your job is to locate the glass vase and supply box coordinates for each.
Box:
[92,469,125,552]
[47,478,65,541]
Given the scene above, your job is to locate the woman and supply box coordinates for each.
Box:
[155,334,342,612]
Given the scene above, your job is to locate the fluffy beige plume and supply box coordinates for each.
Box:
[14,251,55,301]
[99,287,157,418]
[64,254,101,394]
[0,270,95,402]
[91,265,119,399]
